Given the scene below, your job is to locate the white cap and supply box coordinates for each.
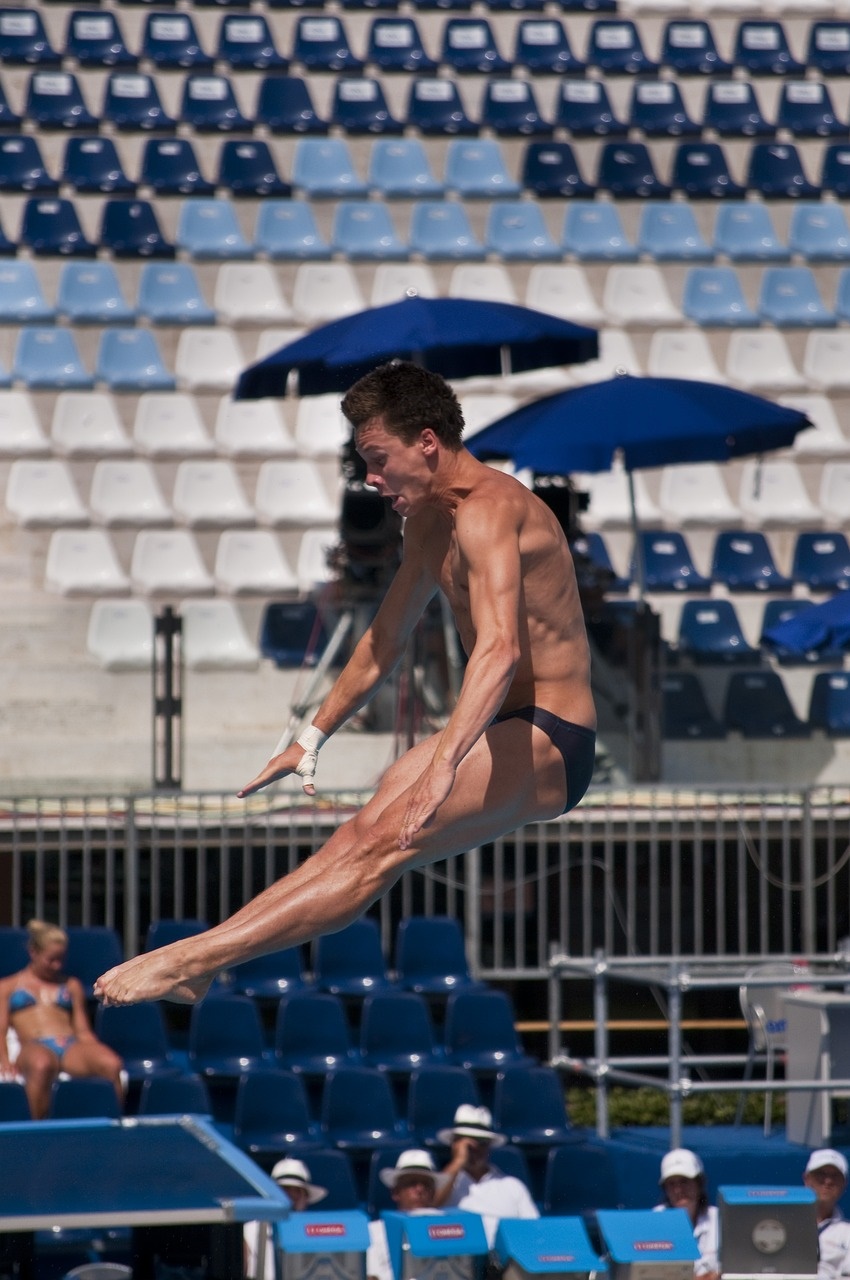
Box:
[805,1149,849,1180]
[436,1104,506,1148]
[379,1149,450,1190]
[660,1149,704,1184]
[270,1158,328,1206]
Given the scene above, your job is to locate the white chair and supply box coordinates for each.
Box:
[603,265,683,326]
[214,530,299,595]
[180,599,259,670]
[803,332,850,393]
[458,393,520,440]
[297,526,338,593]
[726,332,806,392]
[0,391,49,456]
[448,264,518,304]
[570,329,643,384]
[737,458,821,526]
[214,397,296,458]
[45,529,130,596]
[658,462,742,527]
[371,263,438,306]
[174,328,245,394]
[5,459,87,527]
[525,265,605,327]
[779,394,850,459]
[254,459,339,526]
[171,460,254,527]
[130,530,214,595]
[89,460,172,527]
[291,264,365,325]
[734,962,800,1137]
[820,461,850,523]
[294,394,349,458]
[574,465,662,528]
[214,263,292,326]
[87,599,153,670]
[134,393,213,458]
[647,330,727,383]
[254,328,305,362]
[51,392,131,458]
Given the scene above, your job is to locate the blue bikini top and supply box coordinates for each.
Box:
[9,984,73,1013]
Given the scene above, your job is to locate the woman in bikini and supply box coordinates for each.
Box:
[0,919,124,1119]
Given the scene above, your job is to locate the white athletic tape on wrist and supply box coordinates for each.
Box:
[295,725,328,785]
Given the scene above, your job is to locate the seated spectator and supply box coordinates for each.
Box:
[0,918,124,1119]
[803,1148,850,1280]
[368,1149,450,1280]
[244,1157,328,1280]
[656,1149,719,1280]
[434,1105,538,1246]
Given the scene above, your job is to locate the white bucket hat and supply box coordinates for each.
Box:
[436,1104,506,1148]
[660,1149,704,1184]
[270,1158,328,1206]
[379,1149,451,1191]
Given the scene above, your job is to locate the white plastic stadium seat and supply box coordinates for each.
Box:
[89,460,172,527]
[0,391,49,457]
[297,526,338,594]
[371,264,438,306]
[171,460,254,527]
[802,332,850,393]
[294,395,350,458]
[134,393,213,458]
[214,397,296,459]
[214,530,298,594]
[254,328,305,363]
[571,329,643,385]
[45,529,130,596]
[214,263,292,326]
[457,394,520,441]
[175,328,245,394]
[820,462,850,524]
[180,599,259,670]
[51,392,131,458]
[603,265,683,326]
[254,459,339,526]
[647,331,727,383]
[737,458,821,526]
[574,463,662,529]
[87,599,153,670]
[6,459,87,528]
[448,264,518,304]
[291,263,365,325]
[525,265,604,327]
[130,530,214,595]
[658,462,742,527]
[726,332,805,392]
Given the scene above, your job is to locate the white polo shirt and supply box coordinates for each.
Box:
[818,1209,850,1280]
[445,1168,539,1247]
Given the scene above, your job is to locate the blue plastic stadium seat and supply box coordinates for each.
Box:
[66,926,124,995]
[807,22,850,76]
[407,1064,480,1148]
[758,266,836,327]
[677,599,759,664]
[572,531,630,593]
[189,994,269,1086]
[0,262,54,323]
[406,78,476,135]
[145,919,210,951]
[177,199,253,259]
[259,601,329,667]
[292,137,368,198]
[788,203,850,261]
[444,139,519,198]
[94,1003,176,1082]
[297,1152,359,1213]
[444,988,535,1073]
[254,201,331,259]
[99,199,175,258]
[138,1074,212,1117]
[56,261,136,324]
[635,530,710,592]
[218,140,291,197]
[409,201,485,259]
[368,138,443,198]
[103,72,176,131]
[440,18,510,73]
[747,143,819,198]
[821,144,850,197]
[711,530,792,592]
[331,201,407,259]
[596,142,671,198]
[359,991,441,1075]
[141,11,213,67]
[703,82,774,137]
[587,19,657,74]
[331,77,403,133]
[139,138,214,196]
[777,81,847,138]
[544,1144,623,1217]
[412,0,472,14]
[554,78,627,136]
[485,202,561,260]
[661,19,731,75]
[13,328,93,390]
[26,70,97,129]
[521,142,594,198]
[0,1082,31,1122]
[0,8,59,64]
[137,262,215,324]
[217,14,288,69]
[61,137,135,194]
[713,204,788,261]
[733,21,804,75]
[792,531,850,591]
[760,598,843,666]
[292,15,363,70]
[255,75,328,133]
[226,947,308,999]
[637,205,712,261]
[313,917,393,997]
[21,197,95,256]
[180,74,252,131]
[95,329,175,392]
[63,9,136,67]
[274,991,358,1076]
[515,18,584,73]
[0,78,21,127]
[724,671,810,739]
[562,201,638,260]
[0,927,28,978]
[343,0,398,14]
[49,1078,122,1121]
[395,916,479,995]
[320,1065,408,1152]
[493,1065,572,1147]
[809,672,850,736]
[0,136,56,193]
[629,80,700,137]
[672,143,745,198]
[830,270,850,322]
[660,672,726,740]
[366,17,435,72]
[480,80,551,136]
[232,1069,322,1158]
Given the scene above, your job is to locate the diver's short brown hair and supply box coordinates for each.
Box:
[341,361,464,450]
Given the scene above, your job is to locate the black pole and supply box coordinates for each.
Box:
[153,605,182,791]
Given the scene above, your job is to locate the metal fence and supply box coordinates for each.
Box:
[2,785,850,976]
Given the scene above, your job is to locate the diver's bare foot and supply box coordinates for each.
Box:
[93,950,214,1007]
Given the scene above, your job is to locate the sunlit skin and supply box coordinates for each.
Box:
[0,939,124,1119]
[94,412,595,1008]
[804,1166,847,1223]
[434,1137,492,1207]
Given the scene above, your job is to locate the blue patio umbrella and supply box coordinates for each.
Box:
[235,296,599,399]
[763,591,850,656]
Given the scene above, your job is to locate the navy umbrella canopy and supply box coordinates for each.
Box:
[235,296,599,399]
[763,591,850,656]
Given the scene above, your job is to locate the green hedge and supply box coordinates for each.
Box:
[566,1087,785,1128]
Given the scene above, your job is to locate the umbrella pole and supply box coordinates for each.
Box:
[627,469,646,602]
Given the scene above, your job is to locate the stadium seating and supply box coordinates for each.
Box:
[409,202,485,259]
[255,76,328,133]
[366,18,436,72]
[320,1065,409,1153]
[6,459,87,528]
[226,947,309,998]
[292,15,363,70]
[726,332,805,392]
[555,80,627,136]
[395,916,479,995]
[62,138,134,195]
[807,21,850,76]
[217,14,288,69]
[724,671,810,739]
[703,81,774,137]
[218,139,292,197]
[733,20,805,75]
[661,19,732,74]
[57,262,135,325]
[137,1074,212,1118]
[26,70,97,129]
[232,1069,322,1158]
[99,200,174,258]
[635,531,710,591]
[359,991,441,1074]
[596,142,671,198]
[66,926,124,996]
[760,599,843,666]
[586,18,657,74]
[131,530,214,596]
[406,78,476,134]
[45,529,130,596]
[481,80,551,135]
[407,1064,481,1148]
[677,600,759,663]
[485,203,560,260]
[711,531,793,592]
[313,918,394,997]
[671,142,745,198]
[443,988,535,1073]
[14,329,93,391]
[788,203,850,261]
[562,202,638,260]
[134,393,213,459]
[0,136,56,194]
[140,12,213,67]
[758,267,835,326]
[331,77,403,133]
[515,18,584,72]
[177,199,252,259]
[637,205,713,260]
[259,600,329,667]
[64,9,135,67]
[629,80,701,136]
[747,143,820,198]
[792,531,850,591]
[274,991,358,1076]
[102,72,176,131]
[172,460,253,527]
[87,599,154,670]
[440,17,510,72]
[444,139,520,197]
[713,203,788,260]
[649,333,726,384]
[188,994,269,1085]
[21,197,95,256]
[521,142,594,198]
[95,1003,176,1083]
[49,1079,121,1121]
[0,392,50,457]
[776,81,847,137]
[493,1065,572,1147]
[254,201,331,259]
[292,138,368,198]
[809,672,850,736]
[661,672,726,740]
[214,530,298,595]
[368,138,442,198]
[0,261,54,324]
[138,263,215,326]
[95,330,175,393]
[139,138,215,196]
[736,457,820,524]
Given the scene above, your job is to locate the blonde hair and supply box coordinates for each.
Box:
[26,919,67,953]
